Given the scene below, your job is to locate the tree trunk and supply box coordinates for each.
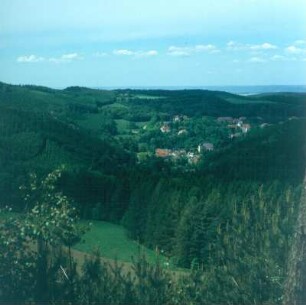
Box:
[36,238,48,302]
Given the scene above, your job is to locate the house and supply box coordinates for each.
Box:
[177,129,187,136]
[236,120,244,128]
[173,114,188,122]
[241,124,251,133]
[188,155,200,165]
[173,115,182,122]
[187,152,195,158]
[186,151,200,164]
[170,149,186,159]
[155,149,171,158]
[227,124,238,130]
[160,124,171,133]
[229,132,242,139]
[156,148,188,161]
[198,143,214,153]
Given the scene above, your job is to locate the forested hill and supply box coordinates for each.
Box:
[0,81,305,207]
[201,118,306,183]
[1,82,306,120]
[0,83,133,210]
[0,81,305,209]
[1,81,306,303]
[114,89,306,120]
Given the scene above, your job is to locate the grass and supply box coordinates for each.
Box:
[132,94,165,100]
[115,119,132,133]
[0,211,182,271]
[135,121,149,128]
[74,220,169,265]
[226,97,274,104]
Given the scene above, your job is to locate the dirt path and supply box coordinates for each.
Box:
[70,247,135,275]
[69,247,187,279]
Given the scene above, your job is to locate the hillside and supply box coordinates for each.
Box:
[1,81,306,304]
[0,92,133,210]
[201,118,306,182]
[1,81,305,208]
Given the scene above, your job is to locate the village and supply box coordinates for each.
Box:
[145,114,255,165]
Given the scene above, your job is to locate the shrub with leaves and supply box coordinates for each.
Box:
[0,209,36,302]
[0,167,87,303]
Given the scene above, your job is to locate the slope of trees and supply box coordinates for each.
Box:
[0,82,305,303]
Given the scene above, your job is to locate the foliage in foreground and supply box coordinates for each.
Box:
[0,170,302,305]
[0,168,86,303]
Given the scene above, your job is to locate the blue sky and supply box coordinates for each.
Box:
[0,0,305,87]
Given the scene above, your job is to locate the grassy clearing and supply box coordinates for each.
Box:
[1,212,181,272]
[103,102,128,109]
[226,97,274,104]
[135,121,149,128]
[115,119,131,133]
[74,220,169,265]
[115,120,149,134]
[132,94,165,100]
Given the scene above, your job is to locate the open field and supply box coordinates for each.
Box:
[0,212,167,266]
[0,212,177,274]
[74,220,169,265]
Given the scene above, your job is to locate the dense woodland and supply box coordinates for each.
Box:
[0,81,306,304]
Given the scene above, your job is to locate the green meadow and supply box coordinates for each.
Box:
[74,220,169,265]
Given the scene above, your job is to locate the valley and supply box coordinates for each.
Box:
[0,81,305,304]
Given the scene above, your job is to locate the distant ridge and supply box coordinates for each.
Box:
[94,85,306,95]
[2,82,305,94]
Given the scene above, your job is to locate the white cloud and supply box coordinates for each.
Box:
[271,55,286,61]
[61,53,79,60]
[227,41,247,51]
[113,49,158,57]
[285,45,306,54]
[227,41,237,48]
[17,53,82,64]
[248,57,266,63]
[113,49,134,56]
[168,50,190,57]
[167,46,190,57]
[49,53,83,63]
[270,54,298,61]
[167,44,219,56]
[144,50,158,56]
[195,44,219,53]
[17,54,45,63]
[250,43,277,50]
[227,41,277,51]
[285,46,300,53]
[294,40,306,45]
